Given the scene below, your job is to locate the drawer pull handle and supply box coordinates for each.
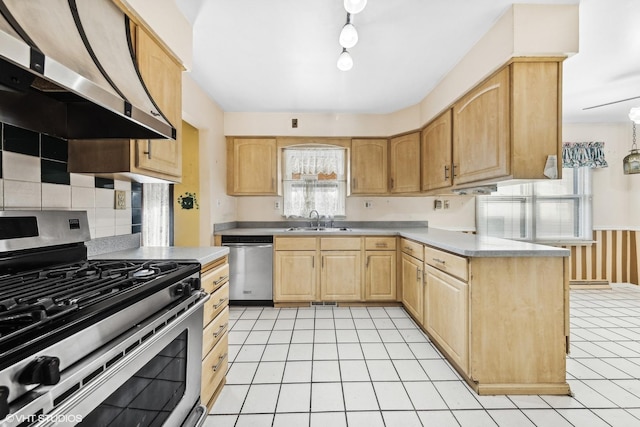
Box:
[214,275,229,285]
[404,246,413,252]
[417,268,422,282]
[213,323,228,338]
[375,243,387,248]
[212,353,228,372]
[433,258,446,265]
[214,298,228,309]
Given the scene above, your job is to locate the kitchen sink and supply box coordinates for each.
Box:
[285,227,351,232]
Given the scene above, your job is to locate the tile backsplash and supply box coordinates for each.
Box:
[0,122,142,239]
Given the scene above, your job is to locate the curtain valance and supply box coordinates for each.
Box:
[562,142,608,168]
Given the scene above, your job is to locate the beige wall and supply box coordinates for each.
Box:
[182,74,236,245]
[236,195,475,231]
[563,122,640,230]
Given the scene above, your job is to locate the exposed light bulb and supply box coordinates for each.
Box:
[344,0,367,14]
[629,107,640,124]
[337,49,353,71]
[339,23,358,48]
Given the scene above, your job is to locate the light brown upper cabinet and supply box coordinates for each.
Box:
[69,25,183,182]
[421,110,453,192]
[389,132,421,193]
[452,68,510,185]
[351,139,388,194]
[452,60,562,186]
[133,27,182,178]
[226,138,278,195]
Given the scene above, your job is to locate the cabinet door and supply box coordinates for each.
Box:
[228,138,278,195]
[351,139,388,194]
[401,253,423,321]
[422,110,452,191]
[452,68,510,185]
[425,265,469,373]
[389,132,421,193]
[274,251,316,302]
[321,251,361,301]
[365,251,396,301]
[135,28,182,178]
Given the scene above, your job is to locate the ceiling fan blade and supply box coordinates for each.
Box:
[583,95,640,110]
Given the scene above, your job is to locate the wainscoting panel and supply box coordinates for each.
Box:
[563,230,639,286]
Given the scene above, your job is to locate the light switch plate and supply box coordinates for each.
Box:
[115,190,127,210]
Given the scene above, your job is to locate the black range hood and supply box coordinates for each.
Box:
[0,0,175,140]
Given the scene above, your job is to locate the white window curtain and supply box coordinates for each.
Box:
[283,148,346,218]
[142,183,171,246]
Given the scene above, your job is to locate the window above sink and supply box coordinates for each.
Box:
[282,146,347,218]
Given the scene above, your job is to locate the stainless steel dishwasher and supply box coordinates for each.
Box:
[221,235,274,305]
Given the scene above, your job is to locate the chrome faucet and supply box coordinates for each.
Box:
[309,210,320,229]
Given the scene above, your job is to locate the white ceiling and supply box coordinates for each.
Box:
[177,0,640,123]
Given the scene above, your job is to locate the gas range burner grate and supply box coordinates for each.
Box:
[0,260,183,344]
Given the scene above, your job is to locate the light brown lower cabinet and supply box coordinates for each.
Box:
[274,251,317,302]
[200,256,230,410]
[365,251,397,300]
[401,252,423,321]
[320,251,361,301]
[401,238,570,396]
[424,265,469,373]
[273,236,398,304]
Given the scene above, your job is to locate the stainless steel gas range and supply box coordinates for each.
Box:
[0,211,208,427]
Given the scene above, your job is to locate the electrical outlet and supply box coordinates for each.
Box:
[444,200,450,209]
[364,200,373,209]
[292,118,298,128]
[275,201,281,209]
[114,190,126,210]
[434,199,442,210]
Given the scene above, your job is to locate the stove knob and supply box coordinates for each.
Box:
[173,282,193,297]
[0,386,8,420]
[18,356,60,386]
[188,277,201,291]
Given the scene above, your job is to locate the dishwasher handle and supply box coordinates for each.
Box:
[222,243,273,248]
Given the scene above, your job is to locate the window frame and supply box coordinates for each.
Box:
[476,167,592,243]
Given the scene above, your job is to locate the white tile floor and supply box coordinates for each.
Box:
[204,283,640,427]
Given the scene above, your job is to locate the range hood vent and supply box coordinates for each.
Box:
[0,0,175,140]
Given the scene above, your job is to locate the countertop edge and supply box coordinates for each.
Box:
[90,246,230,266]
[216,228,569,258]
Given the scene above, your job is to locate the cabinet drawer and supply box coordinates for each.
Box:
[425,246,468,282]
[320,237,361,251]
[202,332,228,407]
[201,263,229,294]
[365,236,396,250]
[204,283,229,325]
[276,237,316,251]
[401,238,424,261]
[203,306,229,358]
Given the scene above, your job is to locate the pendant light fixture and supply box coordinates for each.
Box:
[344,0,367,14]
[339,14,358,48]
[336,0,366,71]
[337,48,353,71]
[624,120,640,174]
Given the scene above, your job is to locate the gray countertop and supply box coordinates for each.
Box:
[91,246,229,266]
[217,227,568,257]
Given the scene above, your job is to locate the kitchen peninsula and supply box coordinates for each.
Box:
[216,225,570,396]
